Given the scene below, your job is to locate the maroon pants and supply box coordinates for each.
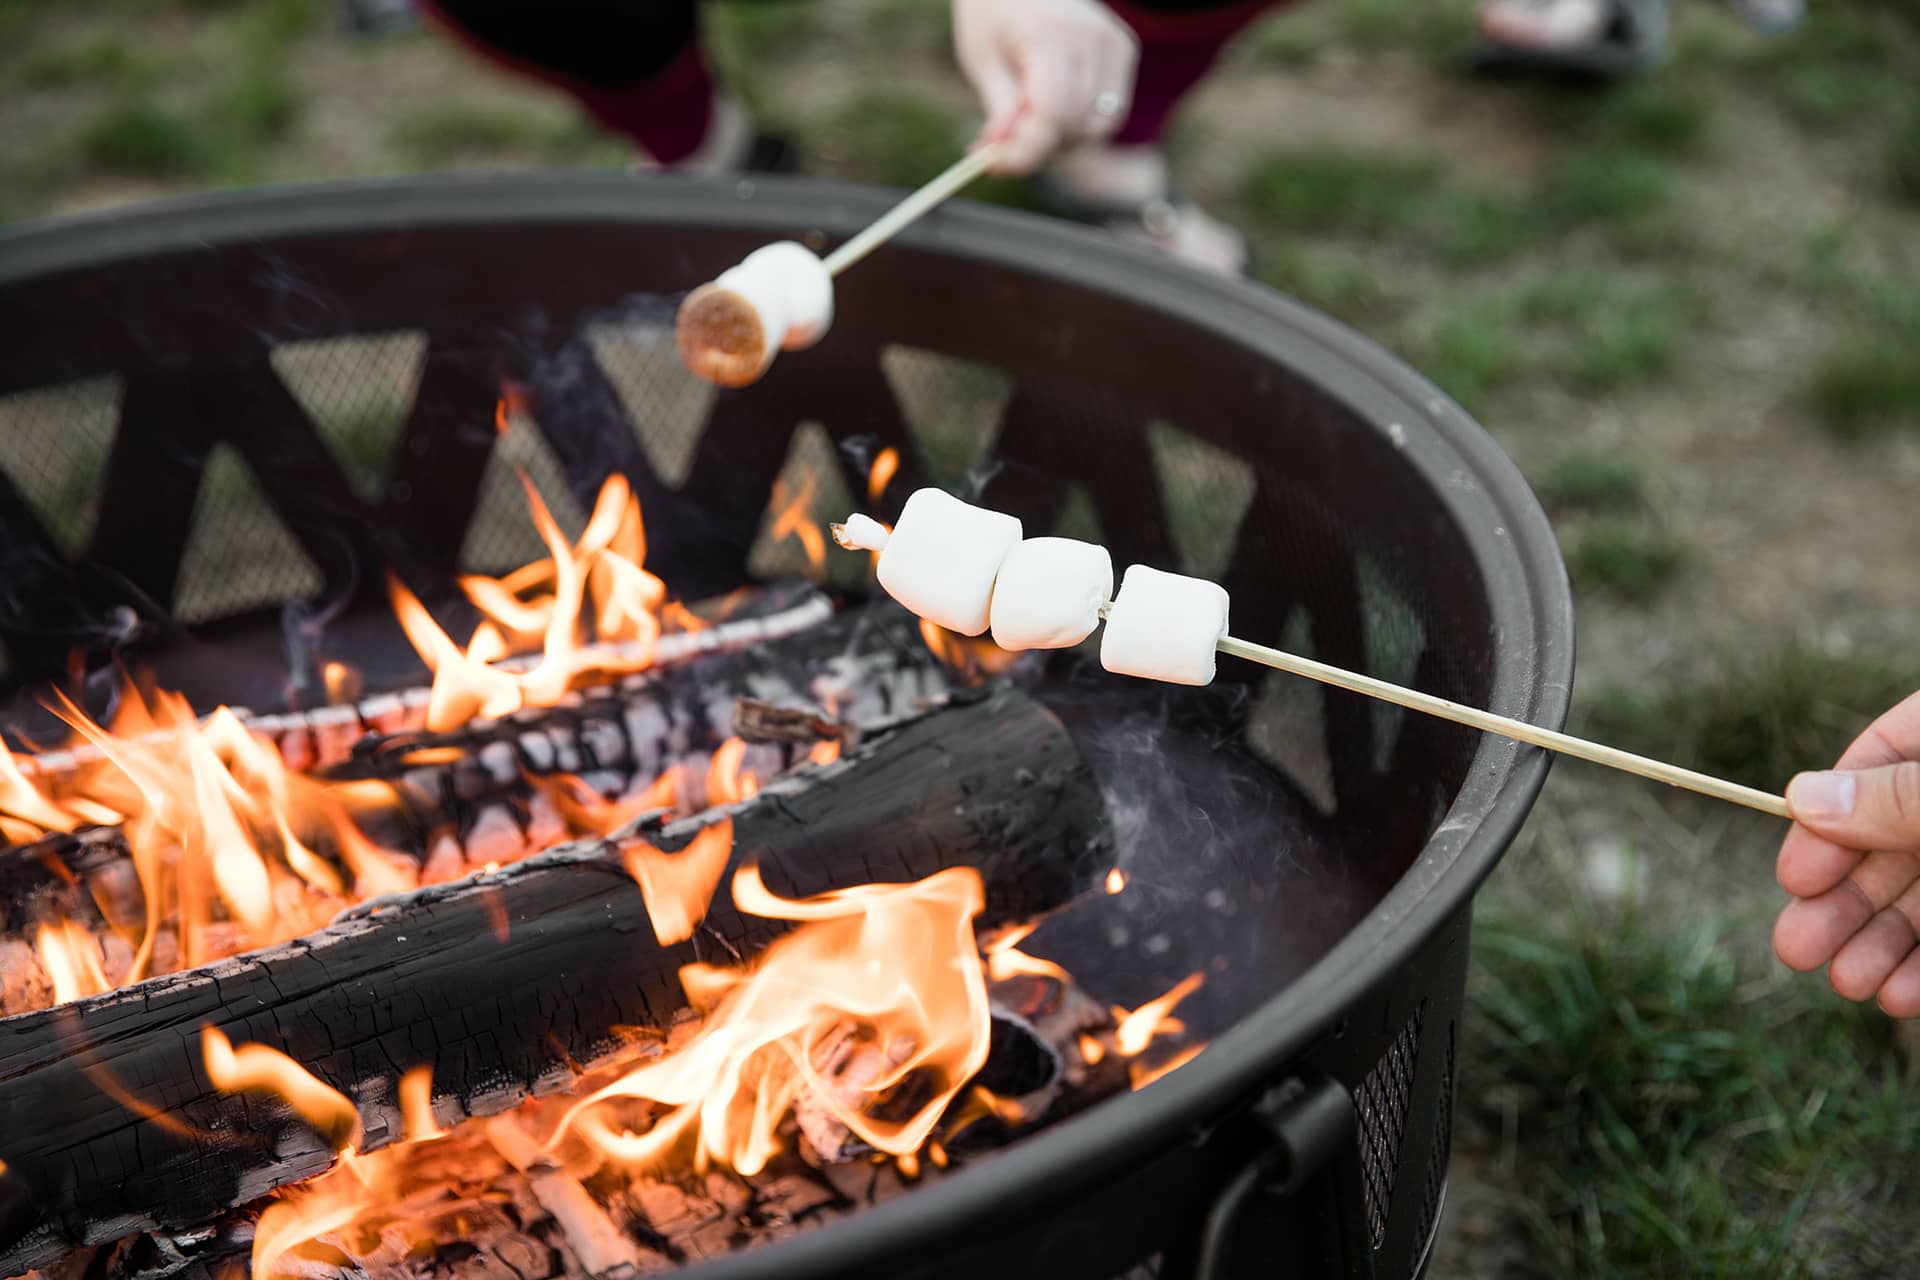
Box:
[421,0,1284,164]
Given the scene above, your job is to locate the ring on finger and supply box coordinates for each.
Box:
[1092,90,1124,119]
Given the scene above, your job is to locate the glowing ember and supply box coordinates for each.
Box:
[391,474,670,733]
[621,816,735,946]
[556,865,992,1177]
[807,739,842,767]
[1105,867,1128,894]
[1113,972,1205,1057]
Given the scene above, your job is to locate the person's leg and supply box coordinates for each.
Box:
[1040,0,1283,275]
[418,0,746,168]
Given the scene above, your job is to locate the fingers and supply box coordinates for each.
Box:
[1879,948,1920,1018]
[995,45,1079,174]
[1828,903,1918,1002]
[1775,823,1865,898]
[1773,847,1920,970]
[1786,761,1920,855]
[1084,29,1137,142]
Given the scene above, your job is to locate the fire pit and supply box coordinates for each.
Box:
[0,173,1572,1280]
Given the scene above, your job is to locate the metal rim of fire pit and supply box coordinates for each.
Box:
[0,173,1574,1277]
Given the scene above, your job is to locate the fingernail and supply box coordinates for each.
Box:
[1788,771,1856,820]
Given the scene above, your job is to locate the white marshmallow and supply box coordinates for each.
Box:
[731,242,834,351]
[1100,564,1230,686]
[989,538,1113,651]
[831,512,892,553]
[875,488,1022,637]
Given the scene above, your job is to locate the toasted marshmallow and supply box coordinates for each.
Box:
[675,241,834,388]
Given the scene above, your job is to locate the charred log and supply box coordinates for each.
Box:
[0,601,946,950]
[0,685,1112,1274]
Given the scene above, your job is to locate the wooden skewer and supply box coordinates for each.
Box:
[821,143,1007,277]
[1212,632,1791,818]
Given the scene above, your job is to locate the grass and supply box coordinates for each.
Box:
[14,33,143,90]
[1563,517,1687,600]
[1467,893,1915,1277]
[387,104,613,168]
[1256,244,1398,321]
[1574,81,1715,158]
[1541,148,1674,236]
[1888,102,1920,204]
[814,89,962,189]
[1806,335,1920,438]
[1580,646,1920,790]
[1536,452,1647,514]
[1421,303,1520,411]
[73,96,207,177]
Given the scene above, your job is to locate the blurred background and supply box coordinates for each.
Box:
[1,0,1917,1274]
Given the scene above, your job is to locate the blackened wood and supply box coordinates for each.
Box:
[0,602,944,941]
[0,684,1111,1273]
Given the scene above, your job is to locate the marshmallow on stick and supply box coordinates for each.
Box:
[675,242,835,388]
[831,487,1795,818]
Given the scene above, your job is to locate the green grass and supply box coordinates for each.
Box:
[73,96,207,177]
[1542,148,1674,234]
[1421,302,1520,412]
[1238,13,1325,66]
[15,33,142,90]
[1575,81,1714,158]
[1537,452,1647,514]
[1887,101,1920,204]
[1806,335,1920,438]
[1563,517,1687,600]
[1580,646,1920,790]
[706,0,821,110]
[1467,894,1915,1277]
[815,90,963,188]
[387,104,613,167]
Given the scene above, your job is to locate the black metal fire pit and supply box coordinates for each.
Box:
[0,173,1572,1280]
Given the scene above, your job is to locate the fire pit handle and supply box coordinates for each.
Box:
[1189,1074,1377,1280]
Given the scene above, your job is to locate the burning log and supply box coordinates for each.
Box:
[0,684,1111,1274]
[0,601,947,987]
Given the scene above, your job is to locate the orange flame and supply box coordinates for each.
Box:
[1113,972,1204,1058]
[867,448,899,503]
[35,918,110,1003]
[557,865,991,1177]
[321,661,362,706]
[494,381,531,436]
[1105,868,1127,894]
[400,1066,445,1143]
[768,475,827,575]
[3,687,412,997]
[983,920,1070,985]
[1130,1043,1204,1090]
[1078,1032,1106,1065]
[392,474,670,733]
[917,619,1023,680]
[202,1026,361,1152]
[705,737,758,806]
[621,816,734,946]
[807,739,842,767]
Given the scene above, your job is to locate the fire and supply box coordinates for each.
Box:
[867,447,899,502]
[1113,972,1204,1057]
[1105,867,1127,894]
[807,739,842,767]
[494,381,531,436]
[34,918,110,1003]
[391,474,670,733]
[321,661,362,705]
[620,816,734,946]
[983,920,1070,985]
[201,1027,361,1152]
[705,736,758,805]
[917,619,1024,680]
[400,1066,445,1142]
[1,687,414,995]
[768,474,827,575]
[556,865,992,1177]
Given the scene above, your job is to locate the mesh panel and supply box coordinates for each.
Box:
[746,420,863,589]
[458,402,585,574]
[269,331,424,503]
[1356,1003,1424,1249]
[1358,556,1427,773]
[171,445,324,623]
[586,321,717,489]
[1247,611,1337,814]
[878,345,1012,488]
[1413,1020,1456,1256]
[1146,420,1257,582]
[0,376,118,557]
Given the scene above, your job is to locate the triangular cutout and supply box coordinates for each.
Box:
[172,444,325,624]
[0,375,120,558]
[587,319,717,489]
[747,421,863,588]
[1051,482,1104,545]
[1147,420,1257,581]
[1245,607,1337,815]
[878,345,1012,488]
[458,404,588,575]
[269,331,425,504]
[1357,555,1426,772]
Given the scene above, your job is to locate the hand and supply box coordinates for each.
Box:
[1773,690,1920,1017]
[953,0,1139,175]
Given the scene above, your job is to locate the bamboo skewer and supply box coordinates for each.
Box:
[821,143,1007,277]
[1211,632,1791,818]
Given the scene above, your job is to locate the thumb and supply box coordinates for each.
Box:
[1787,762,1920,853]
